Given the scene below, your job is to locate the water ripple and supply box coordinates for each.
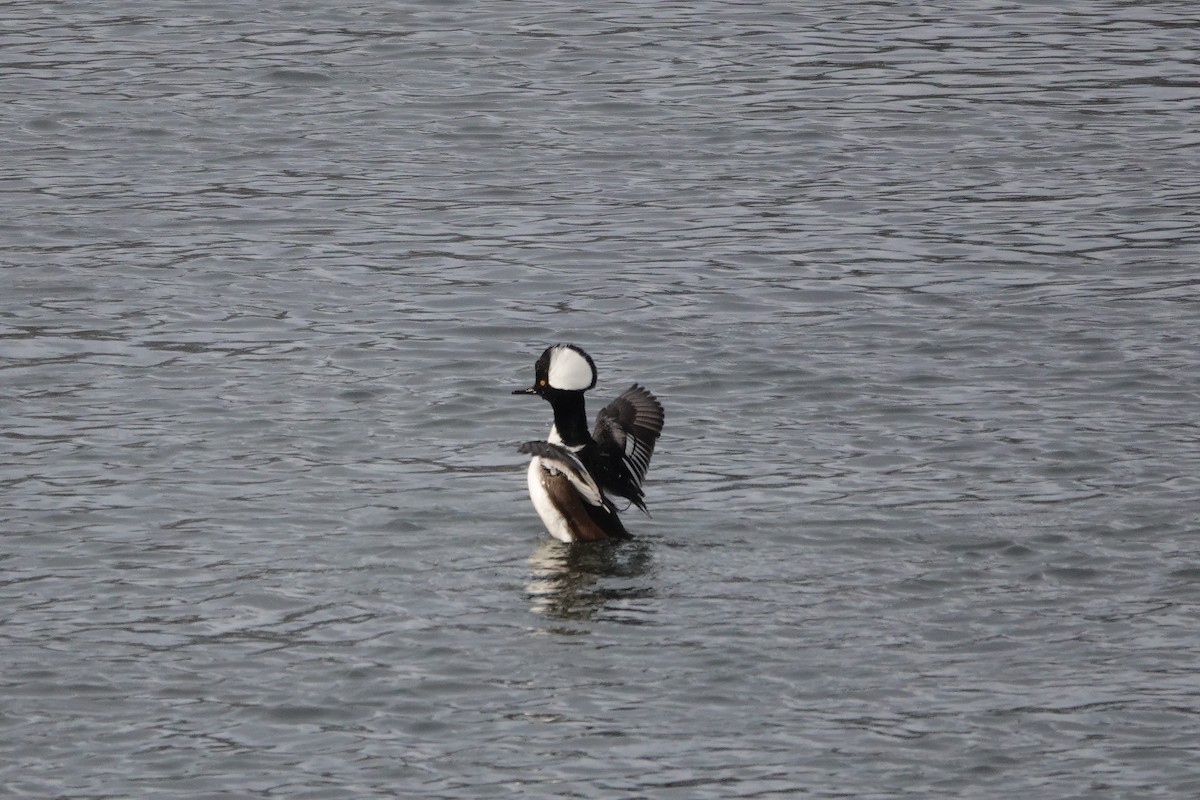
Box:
[4,0,1200,797]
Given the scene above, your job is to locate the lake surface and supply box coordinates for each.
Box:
[3,1,1199,797]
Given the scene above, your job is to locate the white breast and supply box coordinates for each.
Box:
[526,457,575,543]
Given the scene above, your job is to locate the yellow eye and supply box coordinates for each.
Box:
[538,379,546,387]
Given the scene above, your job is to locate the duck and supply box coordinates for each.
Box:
[514,344,665,542]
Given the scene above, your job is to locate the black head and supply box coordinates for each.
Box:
[513,344,597,399]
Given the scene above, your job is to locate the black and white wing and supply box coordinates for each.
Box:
[592,384,665,513]
[519,440,603,506]
[519,440,632,540]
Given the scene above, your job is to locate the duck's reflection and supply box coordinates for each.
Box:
[526,538,655,623]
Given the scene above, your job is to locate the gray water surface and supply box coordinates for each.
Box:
[4,1,1200,797]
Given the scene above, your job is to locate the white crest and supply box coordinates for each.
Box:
[547,345,596,391]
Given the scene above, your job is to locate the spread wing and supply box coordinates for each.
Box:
[518,440,604,507]
[592,384,665,512]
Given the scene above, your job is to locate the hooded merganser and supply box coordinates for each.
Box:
[514,344,665,543]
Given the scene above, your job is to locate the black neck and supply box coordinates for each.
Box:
[549,391,592,447]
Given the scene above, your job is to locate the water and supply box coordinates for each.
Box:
[3,1,1199,797]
